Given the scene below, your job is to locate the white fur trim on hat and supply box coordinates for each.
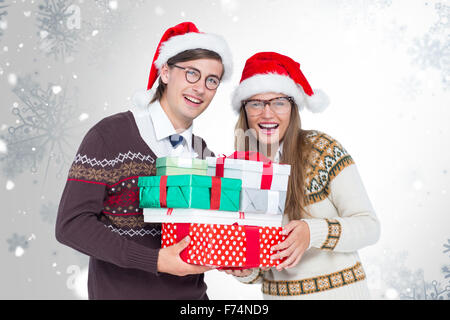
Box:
[231,73,330,113]
[231,73,305,113]
[154,32,233,81]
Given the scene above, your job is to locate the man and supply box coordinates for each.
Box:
[55,22,233,299]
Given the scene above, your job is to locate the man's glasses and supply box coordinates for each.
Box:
[243,96,293,116]
[168,63,221,90]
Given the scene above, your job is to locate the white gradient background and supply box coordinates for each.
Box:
[0,0,449,299]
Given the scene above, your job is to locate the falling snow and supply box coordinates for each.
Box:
[40,201,58,224]
[6,233,29,257]
[0,0,8,40]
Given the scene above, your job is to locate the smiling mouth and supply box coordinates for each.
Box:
[258,123,279,130]
[184,95,203,105]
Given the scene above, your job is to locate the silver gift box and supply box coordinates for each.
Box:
[240,188,287,215]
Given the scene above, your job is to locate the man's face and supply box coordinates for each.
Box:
[160,58,223,126]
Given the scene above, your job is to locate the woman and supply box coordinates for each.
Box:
[223,52,380,299]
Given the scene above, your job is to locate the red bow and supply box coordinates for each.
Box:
[215,151,273,190]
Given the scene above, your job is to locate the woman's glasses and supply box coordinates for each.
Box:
[243,96,293,116]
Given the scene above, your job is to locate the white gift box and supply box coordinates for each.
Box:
[143,208,283,227]
[240,188,287,215]
[206,156,291,191]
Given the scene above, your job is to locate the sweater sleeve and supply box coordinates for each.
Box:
[55,127,160,274]
[303,163,381,252]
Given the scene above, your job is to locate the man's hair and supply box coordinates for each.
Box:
[150,49,223,104]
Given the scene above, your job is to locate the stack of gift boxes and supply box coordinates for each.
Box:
[138,152,291,269]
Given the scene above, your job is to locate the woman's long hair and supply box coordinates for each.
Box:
[234,101,313,221]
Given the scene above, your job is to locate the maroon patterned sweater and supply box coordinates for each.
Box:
[55,111,214,300]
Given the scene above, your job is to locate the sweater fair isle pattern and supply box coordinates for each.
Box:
[55,111,213,300]
[235,130,380,299]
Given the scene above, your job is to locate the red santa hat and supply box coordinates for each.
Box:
[231,52,329,113]
[133,21,233,108]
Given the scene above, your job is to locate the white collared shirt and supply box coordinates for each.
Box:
[130,100,197,158]
[274,141,284,163]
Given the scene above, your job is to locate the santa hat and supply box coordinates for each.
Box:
[231,52,329,113]
[133,22,233,108]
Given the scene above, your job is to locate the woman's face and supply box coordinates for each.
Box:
[244,92,292,145]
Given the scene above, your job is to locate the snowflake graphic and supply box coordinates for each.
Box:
[409,34,444,70]
[0,75,82,180]
[365,246,450,300]
[6,233,29,253]
[430,2,450,34]
[372,0,392,10]
[440,41,450,89]
[40,201,58,224]
[442,264,450,280]
[407,2,450,91]
[444,238,450,256]
[398,76,422,101]
[0,0,8,40]
[36,0,81,60]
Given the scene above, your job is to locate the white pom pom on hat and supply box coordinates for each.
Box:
[303,88,330,113]
[231,52,329,113]
[132,88,154,109]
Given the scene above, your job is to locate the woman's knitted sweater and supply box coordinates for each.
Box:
[235,130,380,299]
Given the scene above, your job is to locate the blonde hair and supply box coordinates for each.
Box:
[234,102,313,221]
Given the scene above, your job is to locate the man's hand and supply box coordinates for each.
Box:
[220,268,254,277]
[219,267,270,277]
[157,235,214,276]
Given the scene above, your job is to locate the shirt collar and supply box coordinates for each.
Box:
[274,141,284,163]
[149,100,193,150]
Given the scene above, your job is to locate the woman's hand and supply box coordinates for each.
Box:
[270,220,310,271]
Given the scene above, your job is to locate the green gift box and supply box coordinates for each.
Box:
[138,174,241,211]
[156,157,207,176]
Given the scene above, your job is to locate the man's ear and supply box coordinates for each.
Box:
[160,63,170,84]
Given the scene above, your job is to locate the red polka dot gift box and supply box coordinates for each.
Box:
[161,222,287,268]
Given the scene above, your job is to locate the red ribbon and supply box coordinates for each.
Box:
[210,176,222,210]
[215,151,274,190]
[218,223,260,270]
[173,223,190,262]
[159,175,168,208]
[261,162,273,190]
[215,156,225,177]
[244,225,260,268]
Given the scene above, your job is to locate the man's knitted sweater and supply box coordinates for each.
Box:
[55,110,213,300]
[235,130,380,299]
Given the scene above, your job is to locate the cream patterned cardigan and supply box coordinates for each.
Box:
[234,130,380,299]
